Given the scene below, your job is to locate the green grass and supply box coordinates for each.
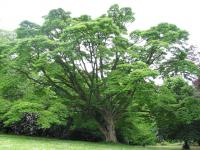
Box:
[0,134,199,150]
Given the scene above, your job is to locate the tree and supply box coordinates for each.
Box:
[151,77,200,149]
[8,4,159,143]
[16,21,40,38]
[1,4,199,144]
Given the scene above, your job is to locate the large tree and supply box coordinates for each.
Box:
[4,4,199,143]
[9,5,158,142]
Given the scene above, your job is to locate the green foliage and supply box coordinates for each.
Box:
[176,97,200,123]
[107,4,135,31]
[0,3,199,145]
[2,100,68,129]
[0,99,11,120]
[131,23,188,43]
[130,23,198,79]
[152,77,200,142]
[164,77,194,101]
[16,21,41,38]
[70,113,103,141]
[42,8,71,39]
[3,101,43,126]
[117,114,156,145]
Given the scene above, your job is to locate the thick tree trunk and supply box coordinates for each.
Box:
[98,111,118,143]
[104,119,117,143]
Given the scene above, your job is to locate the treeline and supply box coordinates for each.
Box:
[0,4,200,148]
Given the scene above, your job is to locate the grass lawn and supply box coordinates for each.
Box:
[0,134,199,150]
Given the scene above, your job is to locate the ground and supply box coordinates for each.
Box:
[0,134,199,150]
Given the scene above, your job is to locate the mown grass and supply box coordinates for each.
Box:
[0,134,199,150]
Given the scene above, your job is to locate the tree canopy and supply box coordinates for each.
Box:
[0,4,199,146]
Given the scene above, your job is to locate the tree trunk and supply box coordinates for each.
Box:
[62,117,73,138]
[104,120,117,143]
[98,111,118,143]
[182,140,190,150]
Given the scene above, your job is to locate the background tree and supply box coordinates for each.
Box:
[151,77,200,149]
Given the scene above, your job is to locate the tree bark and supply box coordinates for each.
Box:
[98,111,118,143]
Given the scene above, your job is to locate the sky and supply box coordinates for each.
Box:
[0,0,199,47]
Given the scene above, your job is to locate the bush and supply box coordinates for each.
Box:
[1,100,69,133]
[117,115,157,145]
[69,113,103,141]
